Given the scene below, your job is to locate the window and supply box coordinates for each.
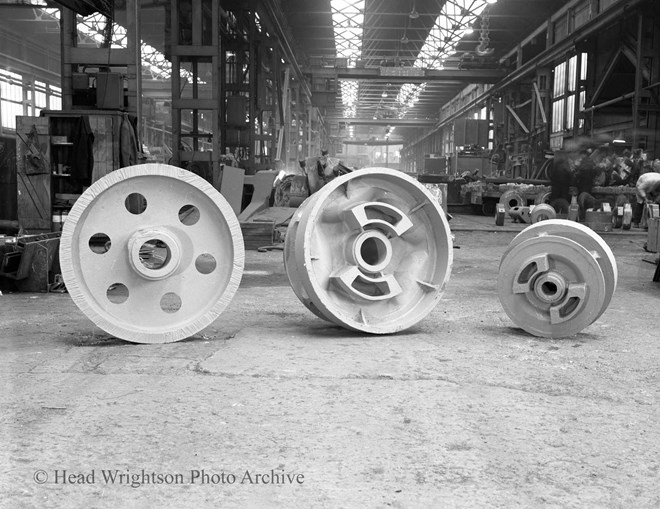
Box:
[0,69,62,131]
[551,53,588,134]
[0,70,23,130]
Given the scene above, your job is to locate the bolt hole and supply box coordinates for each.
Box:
[195,253,216,274]
[139,239,170,270]
[125,193,147,214]
[106,283,129,304]
[89,233,111,254]
[179,204,200,226]
[160,292,182,313]
[541,281,558,296]
[360,236,387,267]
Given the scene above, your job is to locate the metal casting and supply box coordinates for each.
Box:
[284,168,453,334]
[59,164,244,343]
[498,219,617,338]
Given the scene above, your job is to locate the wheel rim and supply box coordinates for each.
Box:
[284,168,453,334]
[499,219,616,321]
[498,235,607,338]
[60,163,244,343]
[283,191,335,323]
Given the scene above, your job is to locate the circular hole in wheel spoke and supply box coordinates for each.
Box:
[160,292,182,313]
[139,239,170,270]
[125,193,147,214]
[107,283,129,304]
[195,253,216,274]
[89,233,111,254]
[179,204,200,226]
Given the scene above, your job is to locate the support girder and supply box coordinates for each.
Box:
[306,67,504,84]
[329,118,436,127]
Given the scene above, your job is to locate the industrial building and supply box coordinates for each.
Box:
[1,0,659,507]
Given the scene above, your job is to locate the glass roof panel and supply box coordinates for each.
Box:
[332,0,365,115]
[398,0,491,115]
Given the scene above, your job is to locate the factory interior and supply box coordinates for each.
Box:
[1,0,659,507]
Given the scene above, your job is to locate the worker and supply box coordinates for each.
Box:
[633,172,660,227]
[548,152,573,213]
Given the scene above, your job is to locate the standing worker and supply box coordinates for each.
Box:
[633,172,660,227]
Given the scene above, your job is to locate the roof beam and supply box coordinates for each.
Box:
[307,67,503,83]
[328,118,436,126]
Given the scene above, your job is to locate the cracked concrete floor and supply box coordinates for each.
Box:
[1,224,659,508]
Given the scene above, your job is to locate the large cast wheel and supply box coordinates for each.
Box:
[498,219,617,338]
[284,168,453,334]
[60,163,244,343]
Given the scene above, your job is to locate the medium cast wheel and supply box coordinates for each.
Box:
[284,168,453,334]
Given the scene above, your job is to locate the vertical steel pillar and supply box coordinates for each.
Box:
[170,0,221,177]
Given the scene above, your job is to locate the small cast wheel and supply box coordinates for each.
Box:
[499,189,525,215]
[498,219,617,337]
[499,236,607,338]
[60,163,244,343]
[482,200,496,216]
[284,167,453,334]
[530,203,557,223]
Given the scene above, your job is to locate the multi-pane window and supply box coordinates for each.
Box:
[0,69,61,131]
[0,70,23,130]
[551,53,588,133]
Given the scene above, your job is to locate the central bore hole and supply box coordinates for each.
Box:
[360,236,388,267]
[541,281,558,296]
[139,239,170,270]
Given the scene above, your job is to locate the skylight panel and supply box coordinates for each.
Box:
[332,0,365,115]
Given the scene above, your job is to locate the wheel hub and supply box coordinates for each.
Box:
[127,228,182,280]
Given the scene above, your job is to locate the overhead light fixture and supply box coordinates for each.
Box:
[486,0,497,3]
[409,0,419,19]
[382,91,388,98]
[401,34,409,43]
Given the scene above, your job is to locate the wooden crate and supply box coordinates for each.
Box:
[240,221,275,250]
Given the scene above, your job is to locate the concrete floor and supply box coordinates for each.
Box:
[1,215,659,508]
